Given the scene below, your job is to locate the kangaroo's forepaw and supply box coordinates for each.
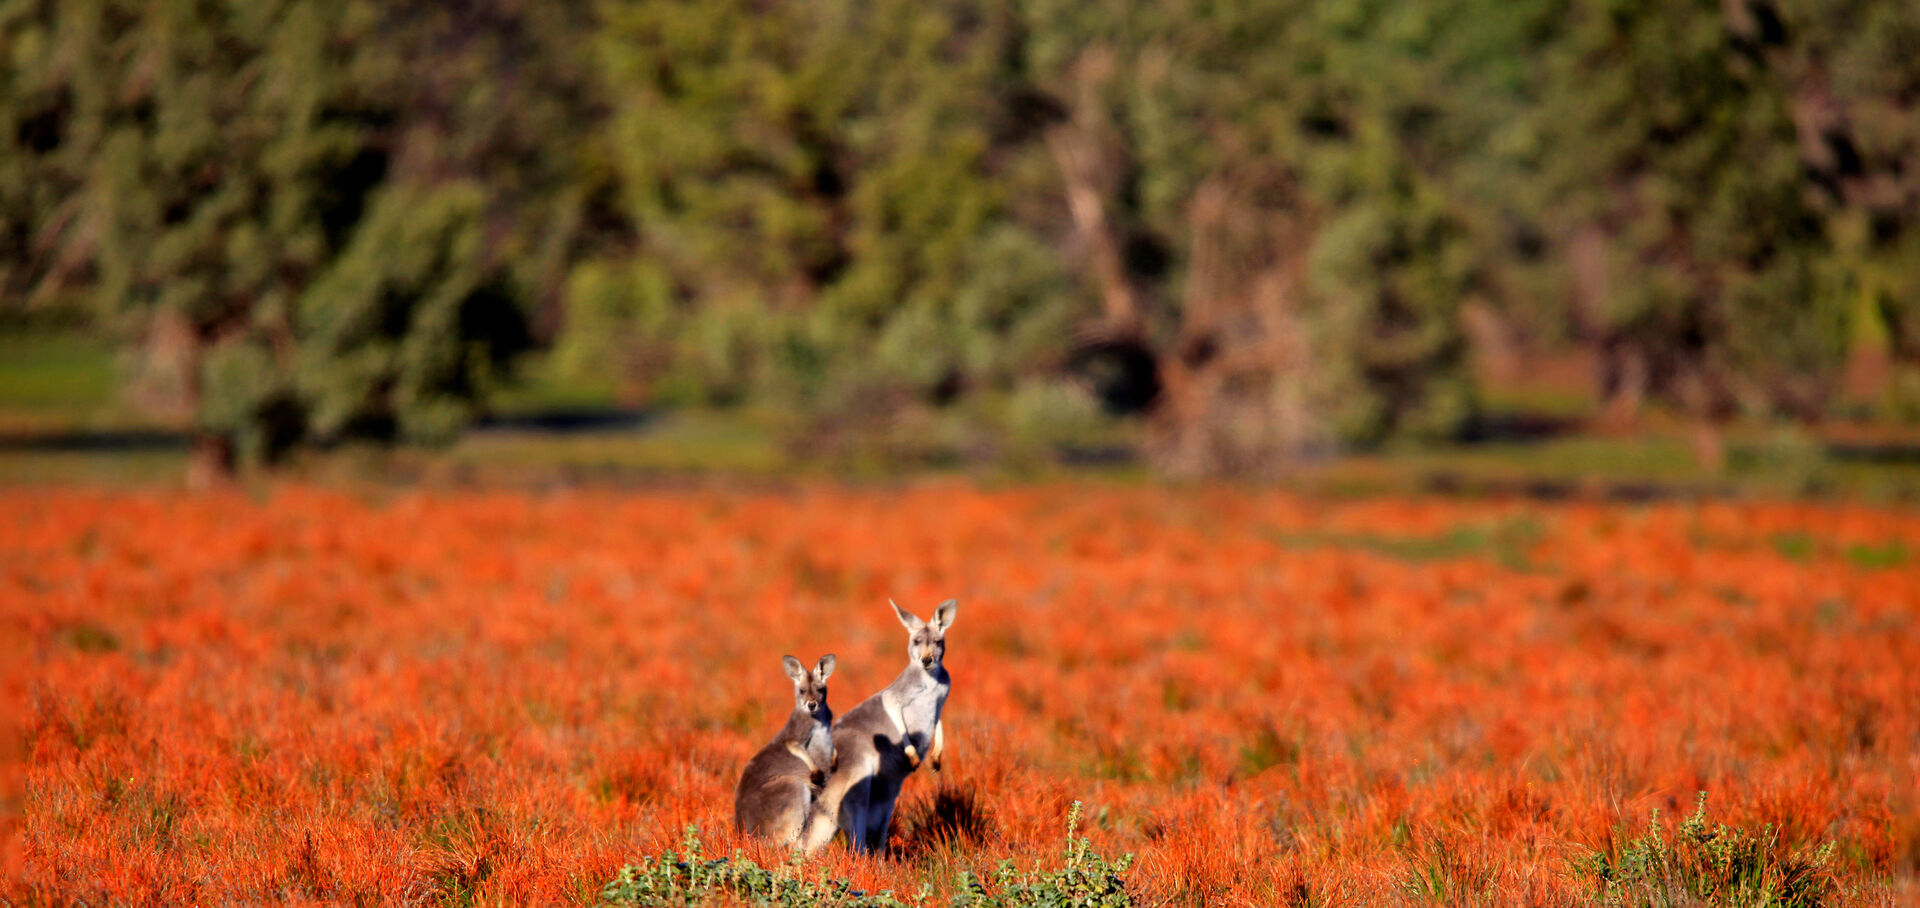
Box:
[931,756,942,772]
[903,743,921,769]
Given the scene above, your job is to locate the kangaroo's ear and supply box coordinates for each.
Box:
[930,598,959,632]
[814,654,836,682]
[890,598,925,632]
[782,655,807,683]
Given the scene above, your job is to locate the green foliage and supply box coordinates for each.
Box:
[567,0,1528,465]
[1268,516,1544,570]
[9,0,1920,475]
[599,826,922,908]
[1004,380,1116,457]
[294,181,526,446]
[1579,793,1839,908]
[951,801,1134,908]
[1021,0,1499,455]
[0,330,122,416]
[1520,0,1905,421]
[2,0,583,466]
[570,0,1079,416]
[1400,846,1494,905]
[1841,540,1909,570]
[1770,532,1817,563]
[1798,0,1920,381]
[600,803,1133,908]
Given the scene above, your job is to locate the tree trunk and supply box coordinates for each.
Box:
[1148,176,1314,476]
[1044,53,1320,477]
[186,432,235,489]
[1044,114,1141,337]
[1677,362,1732,473]
[1690,418,1726,474]
[1044,50,1168,427]
[163,314,237,488]
[1597,344,1647,431]
[131,310,198,422]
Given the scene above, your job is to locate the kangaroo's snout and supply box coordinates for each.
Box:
[919,656,933,668]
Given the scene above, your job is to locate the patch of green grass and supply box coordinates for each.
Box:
[1352,434,1709,487]
[600,802,1132,908]
[0,448,187,487]
[1305,427,1920,501]
[1238,723,1304,777]
[440,404,1156,485]
[450,409,790,477]
[1841,540,1908,570]
[1767,533,1908,570]
[1579,792,1839,908]
[0,328,188,486]
[1400,847,1493,905]
[1266,517,1544,570]
[488,351,624,417]
[952,802,1134,908]
[1478,383,1596,421]
[58,622,121,654]
[1770,532,1817,563]
[6,327,1919,499]
[0,330,124,416]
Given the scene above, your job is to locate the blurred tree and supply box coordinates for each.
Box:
[1773,0,1920,420]
[1537,0,1842,464]
[1519,0,1920,462]
[7,0,1918,481]
[577,0,1539,474]
[1020,0,1528,474]
[1,0,591,478]
[570,0,1081,450]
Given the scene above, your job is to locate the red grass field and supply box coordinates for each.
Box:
[7,484,1918,904]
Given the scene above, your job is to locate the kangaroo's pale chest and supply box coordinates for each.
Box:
[897,679,947,751]
[805,722,832,756]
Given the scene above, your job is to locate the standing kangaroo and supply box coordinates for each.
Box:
[802,599,955,854]
[734,654,836,845]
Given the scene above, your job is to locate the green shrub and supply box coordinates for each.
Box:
[951,802,1134,908]
[599,826,921,908]
[1579,792,1838,908]
[600,802,1133,908]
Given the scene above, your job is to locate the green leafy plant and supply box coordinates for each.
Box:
[600,802,1133,907]
[951,801,1134,908]
[1579,792,1838,908]
[599,825,922,907]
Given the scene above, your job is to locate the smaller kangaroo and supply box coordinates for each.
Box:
[802,599,955,854]
[734,654,836,846]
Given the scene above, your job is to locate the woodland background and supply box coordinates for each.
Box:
[6,0,1920,485]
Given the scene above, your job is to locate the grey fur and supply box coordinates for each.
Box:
[801,599,957,854]
[734,654,835,845]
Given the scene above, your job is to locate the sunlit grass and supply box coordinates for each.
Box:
[11,485,1913,903]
